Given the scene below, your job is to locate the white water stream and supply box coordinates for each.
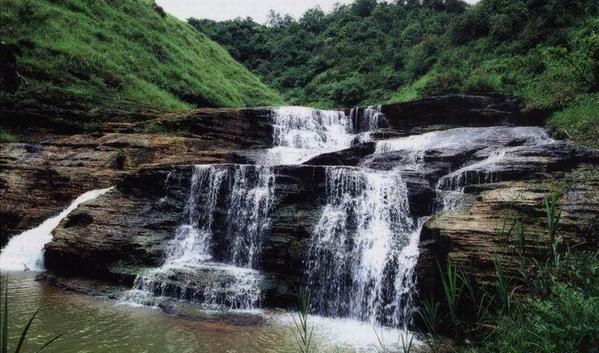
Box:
[307,167,420,326]
[0,188,113,271]
[265,106,382,165]
[125,165,273,309]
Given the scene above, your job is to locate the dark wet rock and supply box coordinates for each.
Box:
[158,302,267,326]
[380,94,545,136]
[303,142,375,166]
[37,272,128,298]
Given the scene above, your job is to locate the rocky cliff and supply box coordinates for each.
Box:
[2,94,597,318]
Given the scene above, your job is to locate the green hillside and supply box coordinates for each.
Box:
[191,0,599,147]
[0,0,282,120]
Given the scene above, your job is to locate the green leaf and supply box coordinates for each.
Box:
[14,306,42,353]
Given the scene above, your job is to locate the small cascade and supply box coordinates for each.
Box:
[375,126,552,153]
[307,167,418,327]
[225,165,275,268]
[167,165,227,264]
[0,188,113,271]
[126,165,274,310]
[128,263,262,309]
[350,105,385,132]
[271,106,353,150]
[266,107,353,165]
[265,106,385,165]
[373,127,556,212]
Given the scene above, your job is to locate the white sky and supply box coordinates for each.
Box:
[157,0,480,24]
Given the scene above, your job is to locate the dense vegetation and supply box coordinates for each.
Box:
[0,0,282,119]
[191,0,599,147]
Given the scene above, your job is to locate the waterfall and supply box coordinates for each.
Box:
[350,105,384,133]
[265,106,385,165]
[375,126,552,153]
[266,106,353,165]
[225,165,275,268]
[302,126,557,326]
[374,127,555,212]
[271,106,353,150]
[167,165,227,265]
[307,167,418,327]
[0,188,113,271]
[127,165,274,309]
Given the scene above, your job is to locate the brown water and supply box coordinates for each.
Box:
[2,272,297,353]
[2,272,409,353]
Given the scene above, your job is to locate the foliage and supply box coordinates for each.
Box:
[0,0,282,119]
[0,130,17,143]
[291,289,315,353]
[191,0,598,111]
[430,182,599,353]
[191,0,598,146]
[548,93,599,148]
[486,271,599,353]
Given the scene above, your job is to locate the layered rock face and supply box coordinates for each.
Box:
[0,108,272,245]
[2,94,598,324]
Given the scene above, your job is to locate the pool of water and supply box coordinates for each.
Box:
[1,272,416,353]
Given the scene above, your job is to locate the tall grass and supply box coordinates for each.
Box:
[492,258,517,314]
[291,289,315,353]
[422,185,599,353]
[438,260,463,331]
[544,191,563,266]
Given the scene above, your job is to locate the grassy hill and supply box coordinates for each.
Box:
[0,0,282,127]
[191,0,599,147]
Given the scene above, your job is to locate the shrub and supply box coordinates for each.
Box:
[487,282,599,353]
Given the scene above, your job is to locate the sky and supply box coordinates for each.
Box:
[157,0,479,24]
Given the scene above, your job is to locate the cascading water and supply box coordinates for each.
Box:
[271,107,353,150]
[167,165,227,265]
[307,167,419,327]
[265,106,386,165]
[351,105,384,132]
[126,165,274,309]
[266,106,354,165]
[303,126,557,327]
[225,165,275,268]
[373,126,556,212]
[0,188,113,271]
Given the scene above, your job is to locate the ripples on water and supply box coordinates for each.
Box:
[2,272,414,353]
[2,272,292,353]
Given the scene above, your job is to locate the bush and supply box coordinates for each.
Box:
[548,93,599,148]
[0,130,17,143]
[487,282,599,353]
[450,4,489,44]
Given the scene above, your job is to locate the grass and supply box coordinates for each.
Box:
[0,0,283,121]
[548,93,599,149]
[0,130,17,142]
[291,289,315,353]
[427,177,599,353]
[485,266,599,353]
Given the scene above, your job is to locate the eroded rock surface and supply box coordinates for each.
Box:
[2,94,597,319]
[0,108,273,244]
